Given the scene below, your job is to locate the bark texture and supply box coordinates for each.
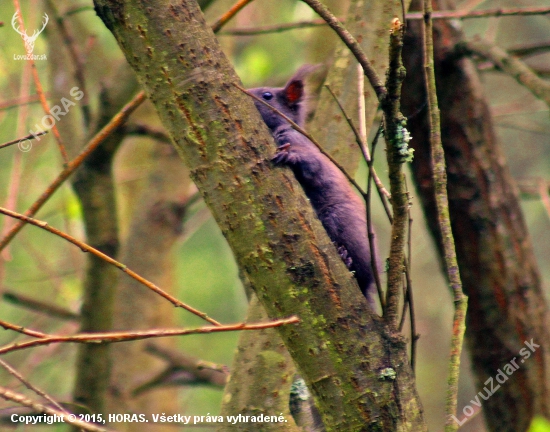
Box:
[92,0,427,430]
[401,3,550,431]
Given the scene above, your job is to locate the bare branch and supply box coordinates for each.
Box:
[0,360,68,414]
[0,317,300,355]
[0,206,221,326]
[0,91,146,252]
[299,0,386,101]
[459,38,550,107]
[0,386,108,432]
[407,6,550,20]
[211,0,255,33]
[0,131,48,151]
[3,290,80,321]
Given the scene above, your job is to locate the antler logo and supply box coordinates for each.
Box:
[12,12,49,54]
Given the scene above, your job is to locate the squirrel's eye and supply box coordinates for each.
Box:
[262,92,273,100]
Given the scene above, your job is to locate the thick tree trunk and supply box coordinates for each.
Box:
[92,0,427,430]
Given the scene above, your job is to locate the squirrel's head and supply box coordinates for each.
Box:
[248,64,319,130]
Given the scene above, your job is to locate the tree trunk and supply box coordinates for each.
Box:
[108,141,190,431]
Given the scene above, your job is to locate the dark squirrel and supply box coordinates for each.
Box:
[249,67,377,307]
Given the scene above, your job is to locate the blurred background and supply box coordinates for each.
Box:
[0,0,549,430]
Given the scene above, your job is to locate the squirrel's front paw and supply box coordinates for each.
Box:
[271,143,293,165]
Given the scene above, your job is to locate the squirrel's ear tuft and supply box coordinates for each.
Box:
[284,80,304,105]
[283,64,323,106]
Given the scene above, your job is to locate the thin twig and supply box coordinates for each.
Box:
[368,126,387,312]
[219,19,329,35]
[2,51,33,261]
[234,84,368,197]
[218,7,550,38]
[0,360,68,414]
[0,386,107,432]
[12,0,69,163]
[0,91,146,252]
[398,192,412,333]
[45,0,91,129]
[398,280,408,332]
[0,206,221,326]
[0,317,300,355]
[404,177,417,371]
[3,290,80,321]
[357,64,367,145]
[324,85,392,219]
[324,83,388,310]
[459,38,550,107]
[133,343,228,394]
[407,277,418,372]
[0,320,48,338]
[211,0,255,33]
[299,0,386,101]
[145,343,229,379]
[366,128,385,312]
[509,42,550,59]
[422,3,468,430]
[402,253,418,373]
[0,93,46,111]
[407,6,550,20]
[124,123,172,144]
[0,131,48,151]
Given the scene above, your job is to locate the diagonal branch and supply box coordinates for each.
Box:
[0,360,68,414]
[458,38,550,107]
[12,0,69,162]
[0,206,221,326]
[299,0,386,101]
[211,0,255,33]
[45,0,91,129]
[0,386,106,432]
[0,131,48,151]
[0,91,146,252]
